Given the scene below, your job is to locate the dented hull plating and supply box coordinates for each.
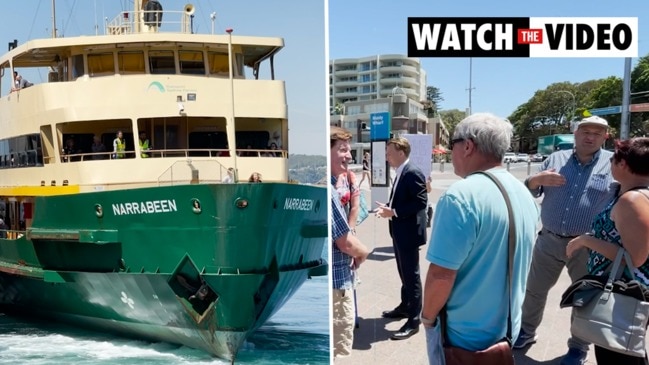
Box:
[0,183,328,360]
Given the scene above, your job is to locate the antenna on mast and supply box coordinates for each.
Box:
[466,58,475,116]
[210,12,216,34]
[51,0,58,38]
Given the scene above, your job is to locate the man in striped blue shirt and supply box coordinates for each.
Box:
[330,126,371,359]
[514,116,618,365]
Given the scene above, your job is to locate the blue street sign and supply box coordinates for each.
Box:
[588,105,622,116]
[370,112,391,140]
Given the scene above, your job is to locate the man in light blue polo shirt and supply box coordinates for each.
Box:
[422,113,539,361]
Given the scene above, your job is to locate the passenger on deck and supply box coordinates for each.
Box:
[269,130,282,149]
[113,131,126,159]
[62,138,81,161]
[91,136,107,160]
[139,131,151,158]
[222,168,235,183]
[240,144,257,157]
[12,71,33,92]
[218,144,231,157]
[248,172,262,183]
[263,143,280,157]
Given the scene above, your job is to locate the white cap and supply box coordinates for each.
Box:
[577,116,609,129]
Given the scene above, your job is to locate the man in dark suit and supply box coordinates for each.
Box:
[376,137,428,340]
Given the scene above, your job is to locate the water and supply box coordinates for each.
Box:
[0,277,329,365]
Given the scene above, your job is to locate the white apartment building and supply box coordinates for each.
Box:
[329,54,427,111]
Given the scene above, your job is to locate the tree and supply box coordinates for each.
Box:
[508,82,579,136]
[331,102,345,115]
[630,55,649,136]
[439,109,465,137]
[631,55,649,102]
[423,86,444,117]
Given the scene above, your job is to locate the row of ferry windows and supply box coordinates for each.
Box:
[74,50,244,77]
[0,134,43,168]
[0,130,278,168]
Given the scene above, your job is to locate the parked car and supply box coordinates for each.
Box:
[517,153,530,163]
[503,152,516,163]
[530,153,544,162]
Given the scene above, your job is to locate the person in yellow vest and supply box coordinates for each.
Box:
[139,131,151,158]
[113,130,126,159]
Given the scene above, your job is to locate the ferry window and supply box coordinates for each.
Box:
[207,52,229,75]
[153,125,179,149]
[188,132,227,156]
[71,55,85,79]
[118,51,145,74]
[0,139,7,167]
[235,131,270,151]
[88,53,115,76]
[179,51,205,75]
[26,134,42,166]
[149,51,175,74]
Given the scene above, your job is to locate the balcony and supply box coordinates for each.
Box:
[379,87,417,97]
[379,75,418,87]
[334,90,359,98]
[335,79,359,87]
[399,64,419,75]
[379,65,405,73]
[332,69,358,76]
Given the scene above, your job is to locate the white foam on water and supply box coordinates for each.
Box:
[0,332,227,364]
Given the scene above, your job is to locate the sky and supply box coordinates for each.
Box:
[329,0,649,120]
[0,0,327,156]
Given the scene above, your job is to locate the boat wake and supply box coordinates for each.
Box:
[0,277,329,364]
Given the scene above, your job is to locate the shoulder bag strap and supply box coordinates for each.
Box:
[476,171,516,341]
[441,171,516,343]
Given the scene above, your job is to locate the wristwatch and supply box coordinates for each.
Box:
[420,314,436,327]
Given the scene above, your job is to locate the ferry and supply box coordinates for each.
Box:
[0,1,328,361]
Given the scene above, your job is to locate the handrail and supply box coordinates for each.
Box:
[105,10,197,35]
[58,148,287,162]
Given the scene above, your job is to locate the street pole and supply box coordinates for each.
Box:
[467,58,475,116]
[621,57,632,139]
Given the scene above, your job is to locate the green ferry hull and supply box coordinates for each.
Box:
[0,183,328,360]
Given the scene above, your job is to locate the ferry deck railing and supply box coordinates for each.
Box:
[59,148,287,162]
[105,10,197,35]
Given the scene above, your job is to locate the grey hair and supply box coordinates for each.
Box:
[453,113,512,161]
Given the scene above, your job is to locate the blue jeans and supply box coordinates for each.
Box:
[425,319,446,365]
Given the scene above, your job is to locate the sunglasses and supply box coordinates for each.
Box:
[449,138,465,149]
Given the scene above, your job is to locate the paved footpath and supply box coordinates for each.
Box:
[338,163,600,365]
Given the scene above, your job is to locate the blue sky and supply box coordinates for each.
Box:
[329,0,649,120]
[1,0,326,155]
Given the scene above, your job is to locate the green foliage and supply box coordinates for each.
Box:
[424,86,444,116]
[439,109,466,137]
[632,55,649,101]
[288,154,326,184]
[331,102,345,115]
[509,54,649,146]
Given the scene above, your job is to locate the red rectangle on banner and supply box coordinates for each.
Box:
[517,29,543,44]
